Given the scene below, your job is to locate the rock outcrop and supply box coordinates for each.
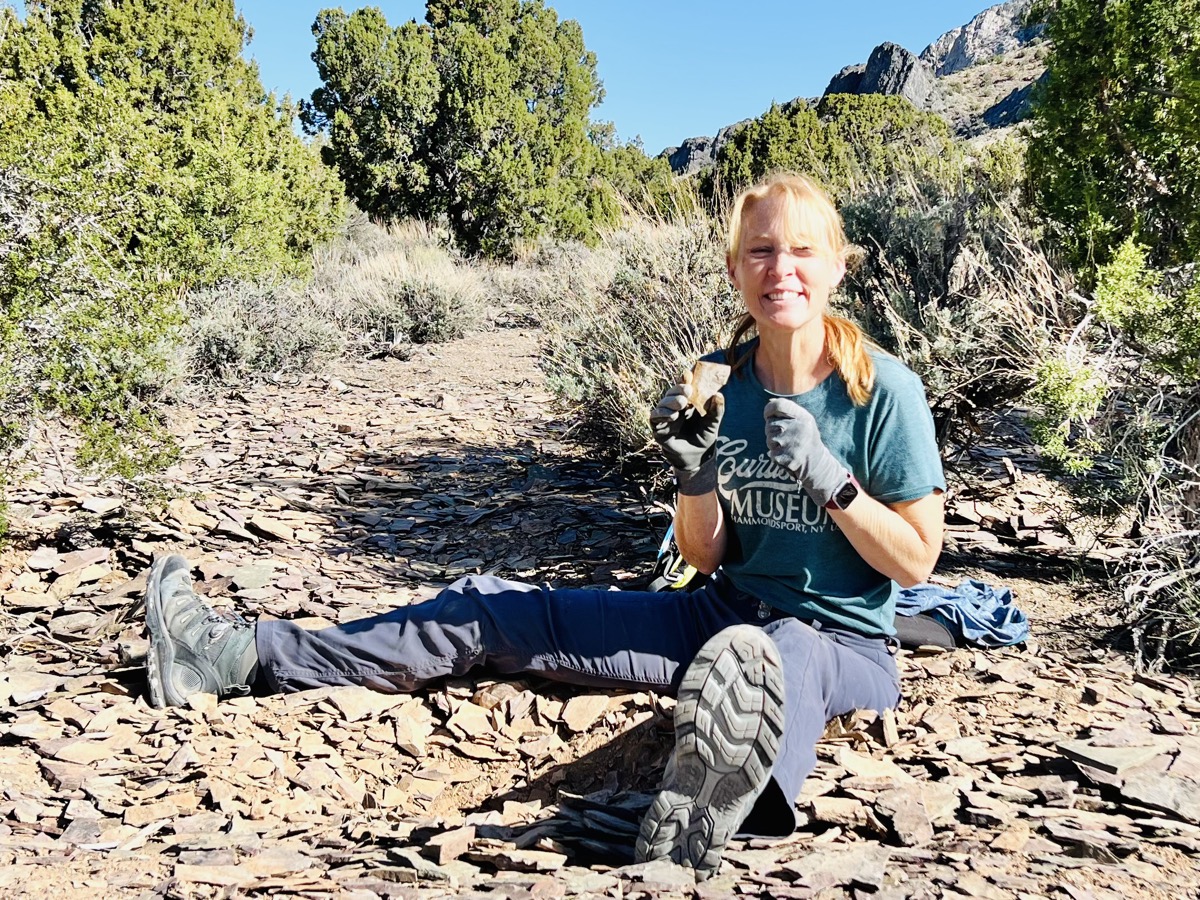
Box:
[825,63,866,97]
[825,42,941,110]
[659,119,752,176]
[920,0,1042,76]
[661,136,715,177]
[661,1,1046,175]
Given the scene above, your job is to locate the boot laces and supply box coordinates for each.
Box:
[201,609,250,648]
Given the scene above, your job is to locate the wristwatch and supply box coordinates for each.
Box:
[825,474,860,510]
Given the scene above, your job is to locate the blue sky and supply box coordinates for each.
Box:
[238,1,992,154]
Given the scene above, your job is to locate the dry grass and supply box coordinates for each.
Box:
[538,210,740,463]
[840,174,1078,448]
[187,216,487,378]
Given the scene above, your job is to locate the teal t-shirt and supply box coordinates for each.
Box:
[707,342,946,637]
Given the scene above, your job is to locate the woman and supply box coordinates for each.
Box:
[144,172,944,881]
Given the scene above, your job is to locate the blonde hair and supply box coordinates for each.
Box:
[724,172,875,406]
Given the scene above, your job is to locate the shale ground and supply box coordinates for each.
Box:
[1,328,1197,899]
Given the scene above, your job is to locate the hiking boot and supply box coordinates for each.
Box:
[144,554,257,709]
[635,624,785,880]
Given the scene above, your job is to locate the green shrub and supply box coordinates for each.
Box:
[599,138,701,221]
[1027,354,1106,474]
[1027,0,1200,273]
[1022,0,1200,667]
[1093,239,1200,382]
[0,3,344,289]
[0,168,181,479]
[1064,240,1200,666]
[187,281,347,379]
[0,0,344,491]
[702,95,962,204]
[397,277,482,344]
[839,171,1075,447]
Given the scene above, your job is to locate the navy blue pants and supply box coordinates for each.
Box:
[256,573,900,833]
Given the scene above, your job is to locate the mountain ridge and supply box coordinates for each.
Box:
[661,0,1044,176]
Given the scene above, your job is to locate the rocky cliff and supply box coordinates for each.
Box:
[824,42,941,111]
[920,0,1042,76]
[660,120,751,177]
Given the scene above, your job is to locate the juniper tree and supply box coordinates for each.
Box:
[1,0,343,284]
[1027,0,1200,271]
[304,0,617,258]
[702,95,959,202]
[0,0,342,479]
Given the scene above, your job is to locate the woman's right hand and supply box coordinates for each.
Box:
[649,373,725,476]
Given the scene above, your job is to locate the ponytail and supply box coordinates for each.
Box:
[824,314,874,406]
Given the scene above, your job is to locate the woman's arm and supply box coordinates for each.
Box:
[763,396,944,586]
[674,489,728,575]
[829,490,944,587]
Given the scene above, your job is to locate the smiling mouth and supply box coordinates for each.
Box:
[764,290,805,302]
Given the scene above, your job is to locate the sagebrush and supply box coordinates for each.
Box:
[539,212,740,466]
[187,218,486,378]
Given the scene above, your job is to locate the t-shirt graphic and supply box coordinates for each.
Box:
[715,437,836,536]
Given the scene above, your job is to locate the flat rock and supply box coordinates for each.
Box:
[124,798,180,827]
[886,792,936,846]
[810,796,884,832]
[81,496,123,515]
[617,858,695,888]
[54,547,110,576]
[52,738,119,766]
[560,694,609,733]
[446,701,494,739]
[838,747,914,784]
[426,825,475,865]
[1058,737,1174,775]
[27,547,64,571]
[943,736,997,764]
[324,686,413,721]
[239,846,314,877]
[249,514,296,542]
[230,563,276,591]
[783,844,890,891]
[389,846,471,883]
[6,671,64,704]
[168,499,219,530]
[990,822,1033,852]
[877,782,960,823]
[1120,771,1200,824]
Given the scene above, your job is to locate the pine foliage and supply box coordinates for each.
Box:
[0,0,343,479]
[702,94,961,202]
[1027,0,1200,271]
[303,0,618,259]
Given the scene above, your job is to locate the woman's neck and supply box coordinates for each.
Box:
[753,322,832,395]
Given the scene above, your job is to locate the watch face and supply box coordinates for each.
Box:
[835,480,859,509]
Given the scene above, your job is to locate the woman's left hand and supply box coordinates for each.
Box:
[764,398,851,508]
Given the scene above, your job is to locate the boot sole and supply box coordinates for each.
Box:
[635,625,785,880]
[144,556,180,709]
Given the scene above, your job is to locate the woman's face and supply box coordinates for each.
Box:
[727,193,846,339]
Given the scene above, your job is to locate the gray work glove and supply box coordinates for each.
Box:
[650,374,725,496]
[764,397,850,508]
